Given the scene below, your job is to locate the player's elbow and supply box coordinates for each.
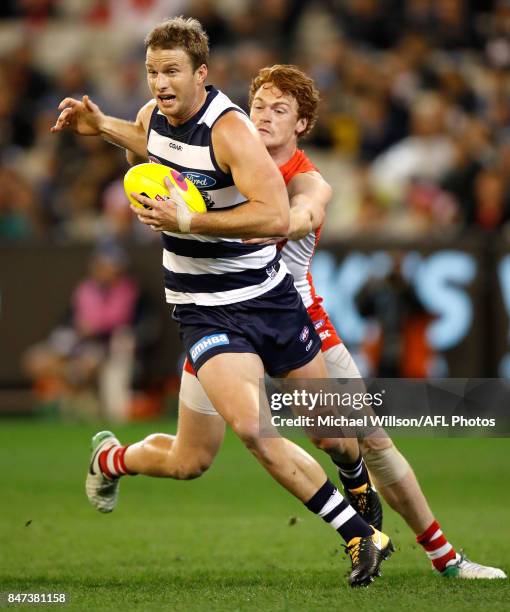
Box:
[126,150,145,166]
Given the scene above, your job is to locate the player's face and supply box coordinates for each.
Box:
[146,47,207,124]
[250,84,307,150]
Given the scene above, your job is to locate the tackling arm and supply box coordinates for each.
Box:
[286,171,332,240]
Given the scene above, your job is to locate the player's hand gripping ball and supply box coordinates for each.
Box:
[123,163,206,213]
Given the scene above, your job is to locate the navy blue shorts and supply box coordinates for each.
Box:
[172,275,322,376]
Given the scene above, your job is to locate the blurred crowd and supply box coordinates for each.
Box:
[22,240,160,420]
[0,0,510,242]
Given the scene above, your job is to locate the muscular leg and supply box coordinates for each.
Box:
[360,435,434,534]
[123,399,225,479]
[198,351,330,500]
[85,370,224,513]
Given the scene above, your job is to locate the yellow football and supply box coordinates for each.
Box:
[123,163,207,213]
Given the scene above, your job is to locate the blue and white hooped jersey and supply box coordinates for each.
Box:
[147,85,287,306]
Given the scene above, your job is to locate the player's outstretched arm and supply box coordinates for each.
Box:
[286,171,332,240]
[51,96,154,160]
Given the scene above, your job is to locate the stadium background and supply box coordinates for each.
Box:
[0,1,509,610]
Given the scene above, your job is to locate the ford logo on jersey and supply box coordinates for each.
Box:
[183,172,217,189]
[190,333,229,362]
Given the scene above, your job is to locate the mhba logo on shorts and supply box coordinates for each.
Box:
[299,326,310,342]
[190,333,229,362]
[184,172,217,189]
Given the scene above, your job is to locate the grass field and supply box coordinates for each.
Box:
[0,419,509,611]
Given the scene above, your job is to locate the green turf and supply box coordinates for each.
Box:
[0,420,508,611]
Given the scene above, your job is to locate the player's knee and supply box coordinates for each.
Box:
[231,421,275,466]
[231,420,259,448]
[173,454,213,480]
[359,435,393,454]
[310,436,353,457]
[361,439,410,487]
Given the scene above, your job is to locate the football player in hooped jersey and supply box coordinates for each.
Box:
[52,17,394,587]
[179,65,506,580]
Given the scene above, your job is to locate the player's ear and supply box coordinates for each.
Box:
[296,117,307,137]
[196,64,208,85]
